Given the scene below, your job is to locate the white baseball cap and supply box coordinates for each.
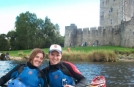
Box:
[49,44,62,54]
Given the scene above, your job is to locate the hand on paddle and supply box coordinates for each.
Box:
[64,84,75,87]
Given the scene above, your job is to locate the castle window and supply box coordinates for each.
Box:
[111,19,112,25]
[96,30,98,36]
[69,33,70,37]
[117,10,118,14]
[110,7,113,12]
[89,31,90,34]
[103,29,106,35]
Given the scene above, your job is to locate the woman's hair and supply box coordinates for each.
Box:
[29,48,45,62]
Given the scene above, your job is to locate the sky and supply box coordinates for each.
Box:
[0,0,100,36]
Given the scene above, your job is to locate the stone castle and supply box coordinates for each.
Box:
[64,0,134,48]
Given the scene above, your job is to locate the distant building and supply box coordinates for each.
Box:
[100,0,134,27]
[64,0,134,48]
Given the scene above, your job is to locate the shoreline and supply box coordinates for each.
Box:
[2,54,134,62]
[117,54,134,62]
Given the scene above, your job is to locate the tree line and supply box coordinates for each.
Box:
[0,11,64,51]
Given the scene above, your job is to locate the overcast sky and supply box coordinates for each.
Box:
[0,0,100,36]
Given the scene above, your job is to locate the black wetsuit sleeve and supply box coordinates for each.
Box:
[63,62,88,87]
[0,64,22,86]
[42,67,49,85]
[39,71,49,87]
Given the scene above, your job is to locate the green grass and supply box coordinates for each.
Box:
[63,46,134,53]
[62,46,134,62]
[1,46,134,57]
[0,48,48,57]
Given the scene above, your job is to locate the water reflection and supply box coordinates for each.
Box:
[0,60,28,77]
[74,62,134,87]
[1,60,134,87]
[0,60,16,77]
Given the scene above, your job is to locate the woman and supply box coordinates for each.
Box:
[0,48,48,87]
[42,44,88,87]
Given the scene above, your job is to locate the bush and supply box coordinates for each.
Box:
[62,51,88,62]
[61,50,117,62]
[0,53,6,60]
[87,50,116,62]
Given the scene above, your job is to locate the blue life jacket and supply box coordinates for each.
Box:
[10,65,43,87]
[49,69,75,87]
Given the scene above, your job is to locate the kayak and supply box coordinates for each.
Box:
[2,76,106,87]
[88,76,106,87]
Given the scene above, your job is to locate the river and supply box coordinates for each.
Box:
[0,60,134,87]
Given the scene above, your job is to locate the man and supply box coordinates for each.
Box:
[42,44,87,87]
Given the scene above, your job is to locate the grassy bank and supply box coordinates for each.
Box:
[1,46,134,62]
[62,50,116,62]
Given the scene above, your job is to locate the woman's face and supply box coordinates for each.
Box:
[49,51,62,65]
[31,53,44,67]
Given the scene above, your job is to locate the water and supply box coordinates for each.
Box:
[74,62,134,87]
[0,60,134,87]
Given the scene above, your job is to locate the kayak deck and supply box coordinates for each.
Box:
[88,76,106,87]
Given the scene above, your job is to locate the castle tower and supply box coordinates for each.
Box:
[100,0,134,27]
[64,24,77,47]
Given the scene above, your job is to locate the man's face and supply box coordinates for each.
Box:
[49,50,62,65]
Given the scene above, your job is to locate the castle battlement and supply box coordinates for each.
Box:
[64,20,134,47]
[64,0,134,48]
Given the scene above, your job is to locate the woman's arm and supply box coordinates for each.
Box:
[0,64,22,86]
[63,62,88,87]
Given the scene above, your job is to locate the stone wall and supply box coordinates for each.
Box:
[64,24,77,47]
[100,0,134,27]
[121,17,134,47]
[64,0,134,47]
[64,24,121,47]
[64,18,134,47]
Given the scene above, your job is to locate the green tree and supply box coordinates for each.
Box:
[54,24,64,45]
[13,11,64,50]
[15,11,38,49]
[55,23,60,30]
[33,18,45,48]
[7,30,17,50]
[0,34,9,51]
[42,17,55,47]
[43,17,64,47]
